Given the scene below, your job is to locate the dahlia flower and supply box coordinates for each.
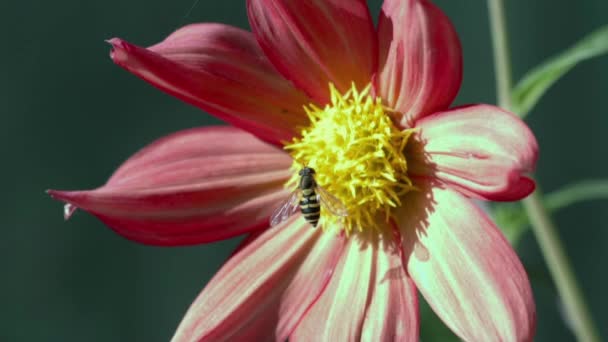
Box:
[49,0,538,340]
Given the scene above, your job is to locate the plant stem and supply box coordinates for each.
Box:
[487,1,600,341]
[487,0,512,110]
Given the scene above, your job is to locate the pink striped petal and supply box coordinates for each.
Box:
[172,217,315,342]
[409,104,538,201]
[276,227,346,340]
[360,237,419,342]
[173,217,345,341]
[291,234,383,341]
[377,0,462,127]
[109,23,311,145]
[48,127,292,246]
[248,0,377,104]
[395,183,536,342]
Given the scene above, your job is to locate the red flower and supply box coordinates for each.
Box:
[49,0,537,341]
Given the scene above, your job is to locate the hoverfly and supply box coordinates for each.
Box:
[270,167,348,228]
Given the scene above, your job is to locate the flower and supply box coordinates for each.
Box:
[48,0,538,341]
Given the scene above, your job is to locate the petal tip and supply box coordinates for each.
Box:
[106,38,129,63]
[47,189,86,207]
[46,188,63,200]
[47,189,80,220]
[105,37,121,45]
[47,189,71,201]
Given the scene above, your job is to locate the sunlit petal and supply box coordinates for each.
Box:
[395,183,536,342]
[377,0,462,126]
[360,235,419,342]
[409,104,538,201]
[172,217,314,342]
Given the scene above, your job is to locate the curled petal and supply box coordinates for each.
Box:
[48,127,292,246]
[248,0,377,104]
[395,183,536,342]
[409,104,538,201]
[172,217,345,342]
[109,23,311,145]
[377,0,462,126]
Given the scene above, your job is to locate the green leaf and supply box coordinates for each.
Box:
[512,25,608,118]
[545,179,608,211]
[493,179,608,245]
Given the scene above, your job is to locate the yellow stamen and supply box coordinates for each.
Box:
[285,83,416,234]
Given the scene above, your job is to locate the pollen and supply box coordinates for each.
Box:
[285,83,416,234]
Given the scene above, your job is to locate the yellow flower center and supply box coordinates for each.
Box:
[284,84,416,234]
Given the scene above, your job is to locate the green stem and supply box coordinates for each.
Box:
[487,1,600,341]
[488,0,512,109]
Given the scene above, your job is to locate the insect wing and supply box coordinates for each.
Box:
[270,190,301,226]
[316,185,348,217]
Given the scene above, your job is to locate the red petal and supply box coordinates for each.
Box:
[291,234,378,341]
[248,0,377,104]
[376,0,462,127]
[48,127,292,246]
[172,217,345,342]
[276,226,346,340]
[360,238,419,342]
[409,104,538,201]
[108,23,311,145]
[395,183,536,341]
[172,217,315,342]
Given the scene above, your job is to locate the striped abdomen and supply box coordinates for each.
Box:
[300,187,320,227]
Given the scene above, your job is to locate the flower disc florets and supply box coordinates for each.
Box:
[285,84,416,234]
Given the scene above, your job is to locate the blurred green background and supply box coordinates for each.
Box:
[3,0,607,341]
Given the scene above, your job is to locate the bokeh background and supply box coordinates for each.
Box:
[3,0,607,341]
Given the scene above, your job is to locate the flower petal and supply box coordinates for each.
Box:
[108,23,311,145]
[48,127,292,246]
[360,237,419,342]
[171,217,315,342]
[247,0,377,104]
[172,216,346,342]
[395,183,536,342]
[291,233,415,341]
[377,0,462,126]
[409,104,538,201]
[276,227,346,340]
[291,235,371,341]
